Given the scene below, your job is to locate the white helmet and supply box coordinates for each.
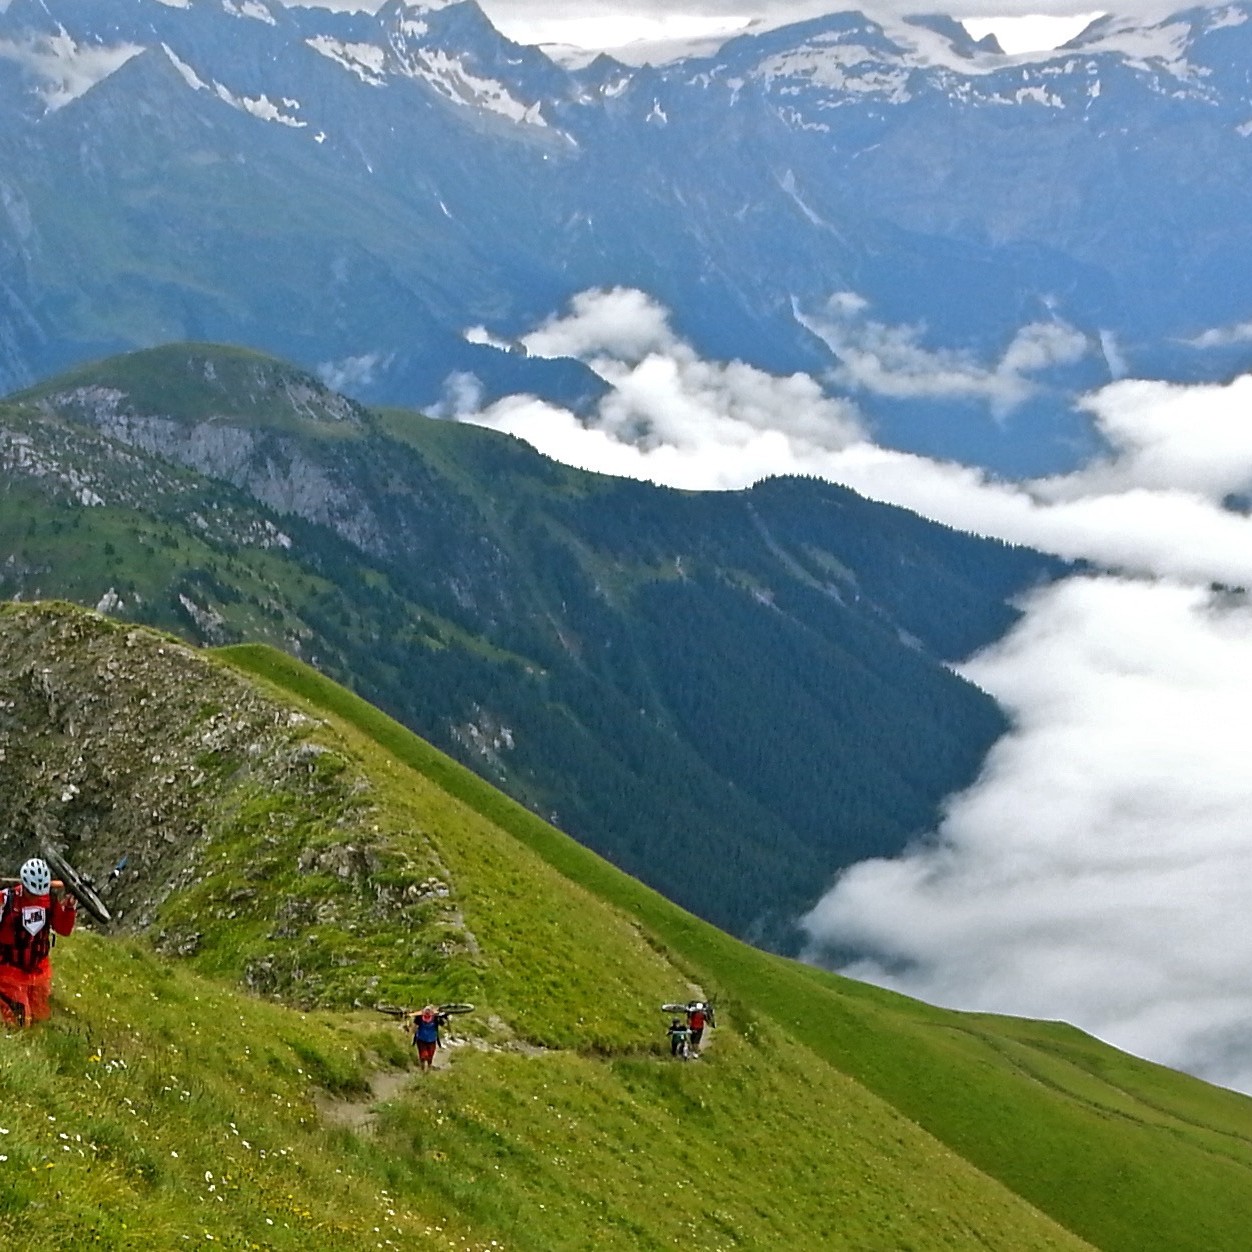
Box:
[19,858,51,894]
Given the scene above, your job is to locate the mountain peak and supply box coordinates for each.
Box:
[14,343,368,431]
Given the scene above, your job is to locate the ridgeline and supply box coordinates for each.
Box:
[1,343,1067,950]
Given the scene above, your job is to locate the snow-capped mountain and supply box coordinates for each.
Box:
[3,0,1252,471]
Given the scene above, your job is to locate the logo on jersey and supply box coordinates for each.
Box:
[21,906,46,936]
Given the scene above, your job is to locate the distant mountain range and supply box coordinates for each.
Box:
[3,0,1252,473]
[0,343,1064,947]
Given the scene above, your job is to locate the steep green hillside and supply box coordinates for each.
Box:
[1,604,1250,1251]
[2,344,1067,948]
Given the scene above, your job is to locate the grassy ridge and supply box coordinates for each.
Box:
[0,615,1095,1251]
[0,618,1242,1249]
[12,344,366,433]
[222,642,1252,1252]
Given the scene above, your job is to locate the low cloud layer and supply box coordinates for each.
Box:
[797,292,1089,413]
[463,288,865,488]
[0,33,142,110]
[452,287,1252,1091]
[316,349,392,393]
[807,576,1252,1088]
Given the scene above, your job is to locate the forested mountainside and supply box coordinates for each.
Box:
[1,344,1066,947]
[3,602,1252,1251]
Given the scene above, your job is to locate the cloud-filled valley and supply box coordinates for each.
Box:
[452,287,1252,1091]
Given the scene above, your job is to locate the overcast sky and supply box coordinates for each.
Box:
[444,286,1252,1094]
[291,1,1191,56]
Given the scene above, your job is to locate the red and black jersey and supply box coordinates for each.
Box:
[0,885,76,973]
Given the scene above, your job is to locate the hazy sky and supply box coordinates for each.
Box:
[447,287,1252,1094]
[290,1,1185,55]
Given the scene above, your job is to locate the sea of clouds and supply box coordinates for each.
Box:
[450,287,1252,1093]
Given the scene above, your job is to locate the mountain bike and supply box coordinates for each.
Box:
[0,846,114,925]
[375,1002,475,1019]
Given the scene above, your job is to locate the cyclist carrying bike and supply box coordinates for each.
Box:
[0,858,77,1028]
[686,1002,713,1052]
[412,1005,448,1072]
[667,1017,692,1058]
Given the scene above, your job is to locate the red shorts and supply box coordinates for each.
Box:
[417,1041,437,1063]
[0,964,52,1027]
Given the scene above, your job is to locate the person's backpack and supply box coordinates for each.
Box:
[0,888,52,973]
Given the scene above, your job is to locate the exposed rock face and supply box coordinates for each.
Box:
[0,602,467,1005]
[37,384,387,554]
[0,604,276,897]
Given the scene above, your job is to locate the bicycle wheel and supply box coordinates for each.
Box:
[660,1003,689,1013]
[40,846,111,925]
[438,1003,475,1015]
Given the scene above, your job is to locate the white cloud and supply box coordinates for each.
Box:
[0,32,143,110]
[465,287,865,489]
[797,292,1089,414]
[429,369,485,418]
[1185,320,1252,349]
[962,12,1106,52]
[281,1,1182,56]
[316,349,392,392]
[803,575,1252,1092]
[521,286,675,364]
[451,287,1252,1090]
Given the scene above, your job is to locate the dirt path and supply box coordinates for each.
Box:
[315,1067,417,1132]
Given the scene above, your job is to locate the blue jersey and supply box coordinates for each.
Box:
[414,1016,441,1044]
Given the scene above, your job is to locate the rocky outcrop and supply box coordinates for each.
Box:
[0,602,470,1006]
[38,385,387,554]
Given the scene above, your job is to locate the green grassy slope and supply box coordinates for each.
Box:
[224,641,1252,1252]
[4,936,1091,1252]
[1,607,1248,1250]
[0,607,1100,1251]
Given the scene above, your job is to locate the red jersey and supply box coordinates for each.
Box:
[0,885,76,974]
[688,1008,706,1032]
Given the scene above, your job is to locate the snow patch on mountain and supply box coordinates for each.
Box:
[163,43,206,92]
[1067,15,1205,82]
[399,48,547,126]
[306,35,386,87]
[757,44,912,102]
[214,81,306,128]
[0,28,143,110]
[222,0,275,26]
[1002,84,1065,107]
[778,170,829,227]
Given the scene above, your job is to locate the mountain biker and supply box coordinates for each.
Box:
[667,1017,691,1058]
[0,858,77,1028]
[686,1002,712,1052]
[412,1005,447,1072]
